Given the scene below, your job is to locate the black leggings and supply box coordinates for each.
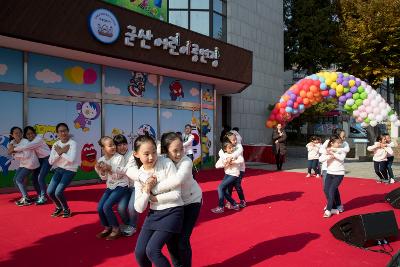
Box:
[275,153,284,170]
[167,202,201,267]
[135,228,174,267]
[374,161,388,181]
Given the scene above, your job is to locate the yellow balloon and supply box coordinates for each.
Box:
[330,73,338,81]
[349,80,355,87]
[64,68,73,83]
[70,66,84,84]
[336,84,344,92]
[336,91,343,97]
[331,82,337,89]
[325,78,333,86]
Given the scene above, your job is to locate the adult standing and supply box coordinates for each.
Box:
[272,123,287,171]
[182,124,194,161]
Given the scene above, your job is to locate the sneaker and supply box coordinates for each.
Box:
[331,209,340,215]
[122,226,137,237]
[390,178,395,184]
[62,209,72,218]
[232,204,240,211]
[323,210,332,218]
[35,196,47,205]
[211,206,224,213]
[51,207,63,217]
[224,202,232,209]
[306,174,311,178]
[336,205,344,213]
[376,179,383,183]
[239,200,247,208]
[15,197,33,207]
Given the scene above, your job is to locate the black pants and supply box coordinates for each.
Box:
[187,154,197,179]
[227,171,245,201]
[167,202,201,267]
[307,159,320,175]
[324,174,344,211]
[374,161,388,181]
[135,229,174,267]
[387,156,395,179]
[275,153,284,170]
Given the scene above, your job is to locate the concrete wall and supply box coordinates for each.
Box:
[221,0,284,144]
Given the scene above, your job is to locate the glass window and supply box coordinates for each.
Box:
[169,0,188,9]
[169,11,189,29]
[169,10,189,29]
[190,0,209,9]
[190,11,209,36]
[213,0,222,13]
[213,13,226,40]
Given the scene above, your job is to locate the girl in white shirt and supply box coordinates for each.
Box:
[212,140,244,213]
[367,135,393,183]
[182,124,194,161]
[152,132,202,267]
[384,134,397,183]
[7,126,40,206]
[127,135,184,267]
[219,132,246,208]
[95,136,129,240]
[112,134,139,237]
[47,123,79,218]
[13,126,51,205]
[306,136,321,178]
[319,135,346,218]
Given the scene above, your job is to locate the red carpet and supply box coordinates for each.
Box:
[0,169,400,266]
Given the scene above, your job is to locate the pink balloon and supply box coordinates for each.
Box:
[363,99,370,106]
[83,68,97,84]
[358,106,366,112]
[373,107,380,115]
[356,117,363,122]
[366,106,373,113]
[353,110,360,117]
[360,112,367,119]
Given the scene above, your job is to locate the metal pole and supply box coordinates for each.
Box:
[23,52,28,127]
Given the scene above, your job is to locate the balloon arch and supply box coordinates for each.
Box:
[266,71,400,129]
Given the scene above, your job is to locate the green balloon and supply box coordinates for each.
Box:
[389,110,395,116]
[364,118,371,123]
[344,73,349,77]
[360,92,367,99]
[351,104,358,110]
[352,93,360,99]
[343,87,350,93]
[344,104,351,111]
[355,99,363,106]
[357,86,364,93]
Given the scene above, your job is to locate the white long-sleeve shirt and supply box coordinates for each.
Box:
[113,151,137,188]
[10,139,40,170]
[367,142,393,162]
[129,157,183,213]
[218,143,245,172]
[306,142,321,160]
[13,136,50,159]
[319,150,346,175]
[49,139,79,172]
[152,155,202,205]
[183,133,194,155]
[216,152,244,177]
[96,153,129,190]
[319,140,349,171]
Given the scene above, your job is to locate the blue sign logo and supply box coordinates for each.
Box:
[89,9,120,44]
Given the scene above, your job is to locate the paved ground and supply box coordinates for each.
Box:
[246,156,400,180]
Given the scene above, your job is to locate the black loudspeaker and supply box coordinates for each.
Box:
[330,211,399,248]
[386,188,400,209]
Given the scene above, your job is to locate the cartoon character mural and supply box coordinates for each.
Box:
[80,143,97,172]
[0,135,12,175]
[169,80,184,101]
[34,124,58,148]
[74,102,101,132]
[202,89,213,103]
[190,115,202,165]
[111,128,124,137]
[201,112,212,162]
[128,71,148,97]
[137,124,156,139]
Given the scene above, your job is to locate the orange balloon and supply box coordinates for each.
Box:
[310,85,318,93]
[283,95,290,101]
[266,120,274,128]
[275,103,280,109]
[313,92,320,97]
[303,98,310,105]
[300,90,306,98]
[306,92,313,98]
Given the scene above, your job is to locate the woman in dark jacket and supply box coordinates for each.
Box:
[272,123,287,170]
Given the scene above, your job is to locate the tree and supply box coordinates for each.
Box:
[284,0,339,73]
[337,0,400,86]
